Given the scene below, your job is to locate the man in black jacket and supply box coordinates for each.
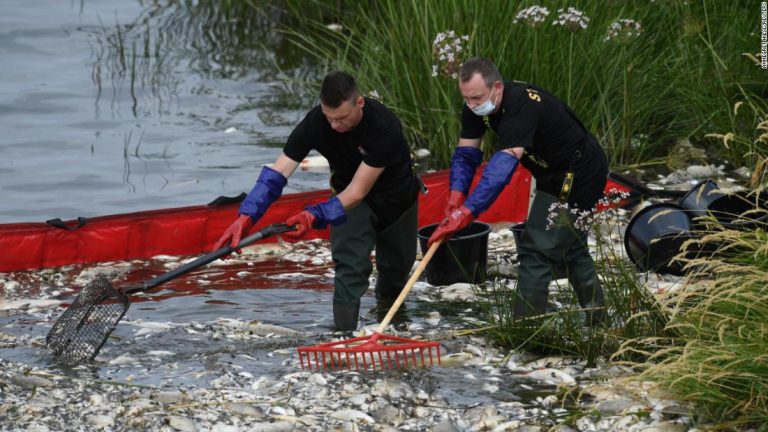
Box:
[215,71,420,331]
[428,57,607,325]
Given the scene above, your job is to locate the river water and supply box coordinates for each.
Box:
[0,0,546,419]
[0,0,325,225]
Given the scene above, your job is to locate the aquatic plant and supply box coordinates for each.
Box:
[513,5,550,29]
[552,7,590,32]
[431,30,470,79]
[473,196,669,366]
[275,0,764,170]
[604,19,643,44]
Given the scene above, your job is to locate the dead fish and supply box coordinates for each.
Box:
[109,354,138,365]
[248,321,302,336]
[440,352,475,367]
[330,409,375,424]
[0,299,62,311]
[133,321,175,336]
[146,350,174,357]
[167,415,198,432]
[525,368,576,386]
[216,318,302,336]
[247,421,295,432]
[2,280,20,291]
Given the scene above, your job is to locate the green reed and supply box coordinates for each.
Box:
[471,210,669,367]
[276,0,763,169]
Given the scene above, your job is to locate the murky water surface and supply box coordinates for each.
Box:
[0,0,324,224]
[0,1,568,421]
[0,239,549,410]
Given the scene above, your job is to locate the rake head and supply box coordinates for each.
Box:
[297,332,441,371]
[46,275,130,365]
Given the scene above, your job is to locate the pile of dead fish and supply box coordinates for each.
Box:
[3,165,753,431]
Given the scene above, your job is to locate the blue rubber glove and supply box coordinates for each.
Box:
[449,146,483,195]
[464,151,519,216]
[239,165,288,221]
[214,165,287,252]
[306,196,347,228]
[284,197,346,239]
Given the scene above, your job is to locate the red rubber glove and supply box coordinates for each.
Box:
[284,210,316,239]
[427,206,474,248]
[445,190,466,218]
[213,214,254,253]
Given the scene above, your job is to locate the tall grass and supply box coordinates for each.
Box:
[277,0,764,169]
[619,105,768,427]
[472,210,670,366]
[621,225,768,428]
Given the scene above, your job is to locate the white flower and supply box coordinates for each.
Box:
[604,18,643,43]
[513,5,550,28]
[367,90,381,100]
[431,29,470,79]
[553,7,590,32]
[545,188,631,232]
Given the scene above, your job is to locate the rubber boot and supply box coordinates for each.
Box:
[514,242,553,319]
[513,193,560,320]
[566,251,606,327]
[333,302,360,332]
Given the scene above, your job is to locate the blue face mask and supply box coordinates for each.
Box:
[470,87,496,116]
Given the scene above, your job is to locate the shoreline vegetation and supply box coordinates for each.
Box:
[278,0,766,169]
[270,0,768,428]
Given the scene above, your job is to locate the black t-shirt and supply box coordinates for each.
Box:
[460,81,607,210]
[284,97,418,229]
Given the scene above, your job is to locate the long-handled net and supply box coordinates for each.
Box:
[46,275,130,364]
[297,241,442,371]
[46,223,294,365]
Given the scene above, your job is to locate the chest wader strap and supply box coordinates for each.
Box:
[559,171,574,202]
[407,160,428,195]
[559,147,583,203]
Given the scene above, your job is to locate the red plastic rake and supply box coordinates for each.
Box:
[297,242,442,371]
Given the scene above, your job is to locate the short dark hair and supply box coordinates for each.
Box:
[459,57,503,87]
[320,71,359,108]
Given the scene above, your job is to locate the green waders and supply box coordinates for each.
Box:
[329,200,418,331]
[514,191,606,325]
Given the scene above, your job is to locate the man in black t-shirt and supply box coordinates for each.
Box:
[214,71,420,331]
[427,57,607,325]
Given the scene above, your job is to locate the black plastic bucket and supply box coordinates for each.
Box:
[705,190,768,230]
[678,179,725,220]
[624,202,696,276]
[417,221,491,286]
[510,222,567,279]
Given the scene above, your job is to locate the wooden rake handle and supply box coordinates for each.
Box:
[375,240,442,333]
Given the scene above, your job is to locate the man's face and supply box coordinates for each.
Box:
[321,96,364,133]
[459,73,500,110]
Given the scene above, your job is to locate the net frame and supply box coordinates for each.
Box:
[46,275,130,364]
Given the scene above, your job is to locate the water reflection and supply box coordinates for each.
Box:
[90,0,318,120]
[1,0,337,223]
